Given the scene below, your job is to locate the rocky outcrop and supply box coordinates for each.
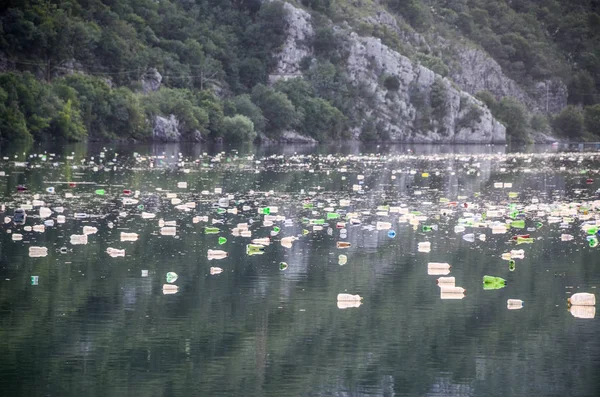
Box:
[153,115,181,142]
[269,1,313,84]
[142,68,162,93]
[345,33,505,143]
[448,47,534,106]
[280,130,318,143]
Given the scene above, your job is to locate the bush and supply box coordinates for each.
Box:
[584,104,600,137]
[221,115,255,142]
[553,106,584,139]
[251,84,297,138]
[233,94,265,134]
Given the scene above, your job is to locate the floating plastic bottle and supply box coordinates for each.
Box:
[483,275,506,290]
[31,276,39,285]
[462,233,475,242]
[337,293,362,302]
[437,276,455,285]
[422,225,438,232]
[418,242,431,252]
[166,272,178,283]
[569,305,595,319]
[508,260,516,271]
[210,267,224,275]
[510,220,525,229]
[208,249,228,260]
[560,234,574,241]
[568,293,596,306]
[337,241,351,249]
[516,236,534,245]
[507,299,523,309]
[218,237,227,245]
[338,255,347,265]
[162,284,179,295]
[439,286,465,294]
[326,212,340,220]
[204,227,220,234]
[388,230,396,238]
[106,247,125,257]
[440,292,465,300]
[279,262,288,271]
[95,189,105,195]
[120,232,138,242]
[28,246,48,258]
[246,244,265,255]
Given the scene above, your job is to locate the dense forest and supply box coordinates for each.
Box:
[0,0,599,142]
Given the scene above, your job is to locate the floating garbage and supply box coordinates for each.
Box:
[337,293,362,302]
[569,305,595,319]
[568,293,596,306]
[162,284,179,295]
[13,209,26,224]
[338,255,348,265]
[28,246,48,258]
[70,234,88,245]
[436,277,455,285]
[207,249,228,260]
[428,262,451,275]
[281,236,296,248]
[279,262,288,271]
[31,276,39,285]
[418,242,431,252]
[120,232,138,242]
[507,299,524,310]
[439,286,466,294]
[337,241,351,249]
[483,275,506,290]
[246,244,265,256]
[440,292,465,300]
[210,267,224,275]
[106,247,125,257]
[166,272,178,283]
[160,227,177,236]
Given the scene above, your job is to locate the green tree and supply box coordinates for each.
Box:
[221,115,256,142]
[250,84,297,137]
[495,97,528,140]
[583,104,600,137]
[233,94,266,134]
[50,99,87,140]
[553,106,584,139]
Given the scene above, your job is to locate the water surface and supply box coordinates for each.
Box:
[0,143,599,397]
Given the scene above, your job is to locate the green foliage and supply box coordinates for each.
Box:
[233,94,266,134]
[553,105,584,139]
[251,84,297,138]
[221,115,256,142]
[51,99,86,140]
[417,54,449,77]
[530,112,549,132]
[144,88,209,138]
[430,78,448,122]
[457,104,483,130]
[584,105,600,137]
[495,97,529,140]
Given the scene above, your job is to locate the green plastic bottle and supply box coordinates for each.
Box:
[204,227,220,234]
[310,219,325,225]
[166,272,178,283]
[510,220,525,229]
[246,244,265,255]
[516,236,534,245]
[279,262,288,271]
[303,203,314,209]
[326,212,340,220]
[422,225,434,232]
[216,208,226,215]
[508,260,516,271]
[218,237,227,245]
[483,275,506,290]
[95,189,105,195]
[586,226,598,235]
[259,207,271,215]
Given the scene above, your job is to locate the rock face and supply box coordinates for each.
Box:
[142,68,162,93]
[153,115,181,142]
[448,47,534,107]
[534,79,568,114]
[344,33,505,143]
[280,130,318,143]
[269,1,313,84]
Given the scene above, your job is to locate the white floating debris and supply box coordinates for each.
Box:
[70,234,88,245]
[28,246,48,257]
[120,232,138,242]
[507,299,524,310]
[106,247,125,257]
[210,267,224,275]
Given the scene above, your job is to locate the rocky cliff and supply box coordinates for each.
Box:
[271,2,505,143]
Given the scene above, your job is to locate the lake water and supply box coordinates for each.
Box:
[0,142,599,397]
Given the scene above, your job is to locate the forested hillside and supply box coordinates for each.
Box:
[0,0,598,143]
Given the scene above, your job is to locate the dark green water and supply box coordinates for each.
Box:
[0,142,599,397]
